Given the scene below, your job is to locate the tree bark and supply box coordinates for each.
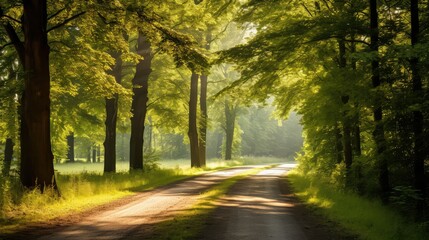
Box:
[66,133,75,162]
[224,100,236,160]
[146,117,153,152]
[104,53,122,173]
[87,146,91,163]
[2,138,14,177]
[20,0,57,191]
[129,32,152,171]
[198,34,211,167]
[216,131,223,159]
[370,0,389,202]
[334,123,343,164]
[188,72,200,167]
[338,39,353,185]
[92,147,97,163]
[198,74,208,167]
[352,122,362,156]
[97,145,101,163]
[410,0,426,208]
[350,34,362,157]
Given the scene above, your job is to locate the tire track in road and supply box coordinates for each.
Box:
[197,164,309,240]
[34,165,268,240]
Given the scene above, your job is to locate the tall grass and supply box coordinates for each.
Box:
[288,170,428,240]
[0,157,290,233]
[53,156,290,174]
[0,168,197,234]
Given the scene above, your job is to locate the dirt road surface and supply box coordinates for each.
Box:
[8,166,261,240]
[2,164,354,240]
[197,164,355,240]
[38,166,255,240]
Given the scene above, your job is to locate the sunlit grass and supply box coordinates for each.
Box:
[287,170,427,240]
[150,165,275,240]
[0,157,289,234]
[0,168,196,234]
[53,156,289,174]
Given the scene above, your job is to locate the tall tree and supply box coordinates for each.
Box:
[198,34,211,167]
[129,32,153,171]
[21,0,56,190]
[224,99,237,160]
[104,53,122,173]
[199,73,208,166]
[66,133,75,162]
[370,0,389,202]
[2,138,14,177]
[410,0,426,208]
[189,72,201,167]
[338,39,353,185]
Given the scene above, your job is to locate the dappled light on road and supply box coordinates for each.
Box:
[36,166,263,240]
[199,164,307,240]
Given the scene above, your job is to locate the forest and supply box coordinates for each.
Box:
[0,0,428,239]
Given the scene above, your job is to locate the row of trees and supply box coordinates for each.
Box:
[0,0,247,191]
[222,0,428,219]
[64,108,302,161]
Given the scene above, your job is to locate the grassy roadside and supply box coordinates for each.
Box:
[148,164,275,240]
[287,170,428,240]
[0,157,287,234]
[0,168,200,234]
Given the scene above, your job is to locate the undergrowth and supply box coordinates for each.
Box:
[287,170,428,240]
[0,157,289,234]
[0,168,201,233]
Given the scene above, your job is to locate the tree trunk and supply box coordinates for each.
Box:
[20,0,57,191]
[216,131,223,159]
[224,100,236,160]
[370,0,389,202]
[130,32,152,171]
[342,100,353,185]
[198,74,208,167]
[97,145,101,163]
[2,138,14,177]
[350,34,362,157]
[92,147,97,163]
[338,39,353,185]
[104,53,122,173]
[352,123,362,156]
[198,34,211,167]
[146,117,153,152]
[66,133,75,162]
[87,146,91,163]
[334,123,343,164]
[188,72,200,167]
[410,0,426,209]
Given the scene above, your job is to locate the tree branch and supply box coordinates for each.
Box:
[48,7,66,20]
[209,21,231,43]
[3,22,24,63]
[305,35,370,46]
[47,11,86,33]
[97,12,119,25]
[301,3,313,17]
[3,15,21,24]
[0,42,13,51]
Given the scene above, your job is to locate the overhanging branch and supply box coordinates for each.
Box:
[3,15,21,24]
[3,22,24,63]
[47,11,86,33]
[48,7,66,20]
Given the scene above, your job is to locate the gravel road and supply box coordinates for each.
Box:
[2,164,354,240]
[197,163,355,240]
[35,165,263,240]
